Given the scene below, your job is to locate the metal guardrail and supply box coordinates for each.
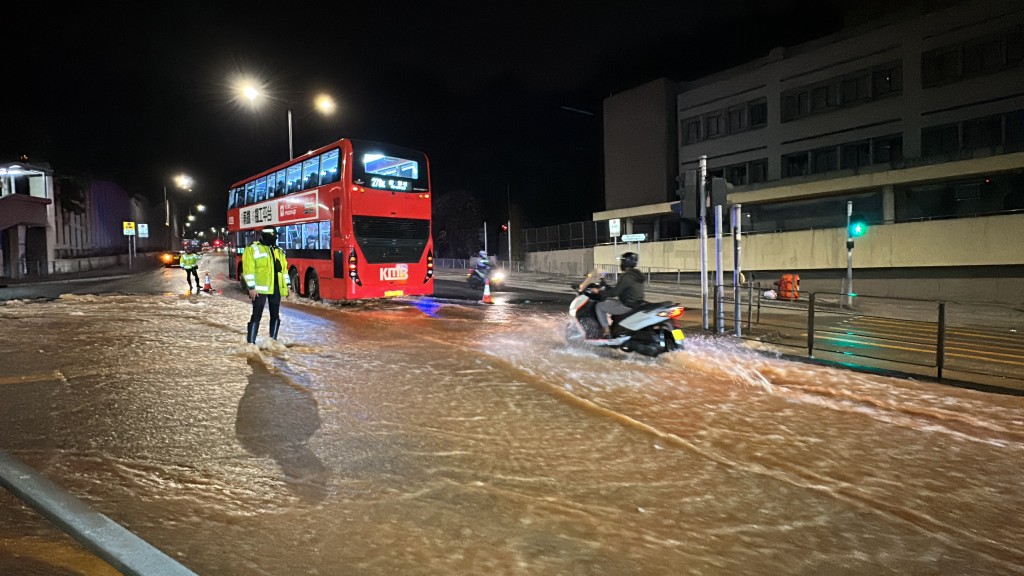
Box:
[699,284,1024,393]
[0,451,198,575]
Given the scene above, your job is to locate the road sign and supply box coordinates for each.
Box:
[122,221,136,236]
[609,218,620,237]
[137,223,149,238]
[621,233,646,242]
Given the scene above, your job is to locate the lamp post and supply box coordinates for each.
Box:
[240,83,336,160]
[164,173,192,250]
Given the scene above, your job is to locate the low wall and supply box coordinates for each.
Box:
[526,248,593,277]
[558,213,1024,306]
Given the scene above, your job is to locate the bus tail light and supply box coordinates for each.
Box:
[424,250,434,283]
[348,248,362,286]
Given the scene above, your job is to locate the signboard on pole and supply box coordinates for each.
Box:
[621,233,646,242]
[122,221,136,236]
[608,218,620,237]
[137,223,149,238]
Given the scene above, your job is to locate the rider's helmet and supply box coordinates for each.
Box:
[478,250,488,260]
[619,251,638,271]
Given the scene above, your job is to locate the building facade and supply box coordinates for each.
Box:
[597,0,1024,304]
[1,162,172,278]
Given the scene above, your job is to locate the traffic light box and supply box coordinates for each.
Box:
[847,213,868,249]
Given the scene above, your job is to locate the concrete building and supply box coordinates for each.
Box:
[595,0,1024,305]
[1,161,174,278]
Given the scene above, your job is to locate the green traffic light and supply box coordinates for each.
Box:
[849,214,868,238]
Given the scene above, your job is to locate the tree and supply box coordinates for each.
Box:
[56,177,88,215]
[432,189,484,258]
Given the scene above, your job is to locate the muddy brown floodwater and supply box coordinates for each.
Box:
[1,268,1022,575]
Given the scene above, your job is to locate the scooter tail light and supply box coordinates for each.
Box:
[658,307,685,319]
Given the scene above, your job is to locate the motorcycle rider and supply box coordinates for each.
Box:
[596,252,645,338]
[475,250,492,279]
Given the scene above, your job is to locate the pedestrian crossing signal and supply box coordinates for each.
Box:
[849,214,868,238]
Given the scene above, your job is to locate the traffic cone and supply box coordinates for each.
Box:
[202,273,213,293]
[481,277,493,304]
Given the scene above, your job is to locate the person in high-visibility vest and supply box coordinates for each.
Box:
[242,227,291,344]
[179,246,200,292]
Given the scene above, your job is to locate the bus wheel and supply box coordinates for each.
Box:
[306,270,321,301]
[289,268,300,297]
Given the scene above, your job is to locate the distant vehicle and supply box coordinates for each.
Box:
[159,250,184,268]
[226,138,434,301]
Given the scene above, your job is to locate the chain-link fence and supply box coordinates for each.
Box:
[523,221,611,252]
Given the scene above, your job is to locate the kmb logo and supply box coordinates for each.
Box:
[380,264,409,281]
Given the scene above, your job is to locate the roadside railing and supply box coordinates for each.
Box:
[696,283,1024,393]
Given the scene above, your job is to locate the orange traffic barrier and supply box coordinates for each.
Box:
[775,273,800,300]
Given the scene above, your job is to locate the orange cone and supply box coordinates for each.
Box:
[202,273,213,293]
[481,277,493,304]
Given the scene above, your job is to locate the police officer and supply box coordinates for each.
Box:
[179,246,200,291]
[242,228,291,344]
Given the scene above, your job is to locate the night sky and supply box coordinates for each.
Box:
[6,1,908,230]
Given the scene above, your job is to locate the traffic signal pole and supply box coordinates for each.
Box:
[846,200,854,309]
[698,155,709,330]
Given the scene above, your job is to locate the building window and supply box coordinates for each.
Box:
[922,47,961,87]
[748,99,767,127]
[962,115,1002,151]
[782,92,802,121]
[783,152,810,177]
[841,141,871,169]
[705,114,725,138]
[922,124,959,156]
[873,135,903,164]
[872,66,902,97]
[811,147,838,174]
[749,159,768,183]
[725,164,748,186]
[728,107,746,133]
[1008,25,1024,64]
[1006,110,1024,153]
[962,36,1004,77]
[684,118,701,144]
[841,74,869,104]
[810,84,836,112]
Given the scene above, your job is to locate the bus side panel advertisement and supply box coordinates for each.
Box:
[234,191,326,230]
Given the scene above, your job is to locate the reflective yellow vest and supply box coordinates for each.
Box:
[179,252,199,269]
[242,242,290,296]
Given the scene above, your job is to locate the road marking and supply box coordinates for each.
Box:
[814,333,1024,367]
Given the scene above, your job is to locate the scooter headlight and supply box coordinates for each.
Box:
[492,271,505,282]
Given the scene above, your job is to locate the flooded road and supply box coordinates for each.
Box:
[2,256,1023,575]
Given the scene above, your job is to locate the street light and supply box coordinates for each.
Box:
[239,82,336,160]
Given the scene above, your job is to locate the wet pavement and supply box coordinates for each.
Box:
[1,255,1023,575]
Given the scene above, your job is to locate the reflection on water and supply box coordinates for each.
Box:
[1,274,1023,575]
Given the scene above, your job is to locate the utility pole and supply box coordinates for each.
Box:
[507,184,513,266]
[698,155,709,330]
[732,204,743,337]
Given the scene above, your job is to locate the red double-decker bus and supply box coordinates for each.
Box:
[226,138,434,300]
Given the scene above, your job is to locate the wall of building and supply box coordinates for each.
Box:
[588,212,1024,306]
[603,78,679,210]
